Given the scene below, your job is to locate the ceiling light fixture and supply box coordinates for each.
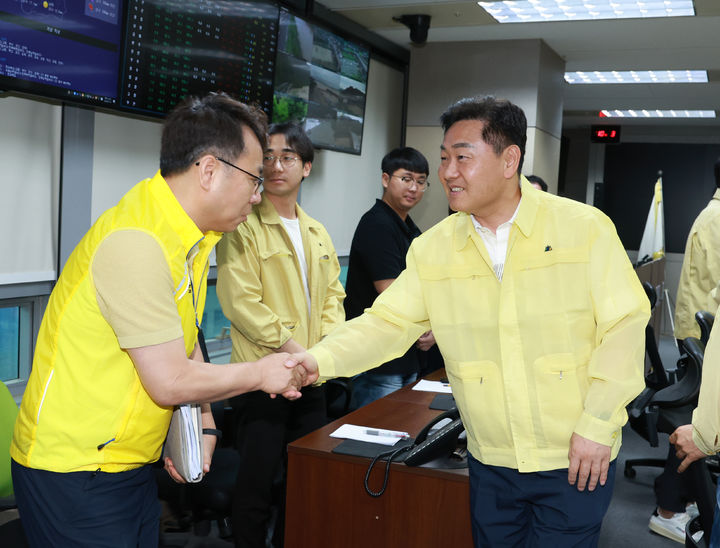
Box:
[599,109,716,118]
[565,70,708,84]
[478,0,694,23]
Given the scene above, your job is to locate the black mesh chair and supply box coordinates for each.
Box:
[642,282,671,390]
[156,401,239,540]
[695,310,715,346]
[626,338,715,546]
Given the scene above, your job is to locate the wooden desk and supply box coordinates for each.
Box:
[284,376,473,547]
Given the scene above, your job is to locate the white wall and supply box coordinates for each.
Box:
[91,113,163,222]
[0,96,61,284]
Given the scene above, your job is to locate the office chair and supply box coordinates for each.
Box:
[325,378,352,421]
[695,310,714,346]
[626,337,715,545]
[642,281,671,390]
[156,401,239,540]
[0,381,29,547]
[623,281,680,475]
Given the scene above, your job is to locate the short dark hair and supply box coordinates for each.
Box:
[715,157,720,189]
[160,92,268,178]
[440,96,527,174]
[381,147,429,177]
[268,122,314,164]
[526,174,548,192]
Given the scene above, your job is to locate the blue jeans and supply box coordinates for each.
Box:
[351,370,417,409]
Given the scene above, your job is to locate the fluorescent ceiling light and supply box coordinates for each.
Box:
[565,70,708,84]
[599,109,716,118]
[478,1,695,23]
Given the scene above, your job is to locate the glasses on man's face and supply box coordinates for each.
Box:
[198,157,264,193]
[263,154,300,169]
[392,174,430,192]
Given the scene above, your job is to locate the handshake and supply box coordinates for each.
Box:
[256,351,320,400]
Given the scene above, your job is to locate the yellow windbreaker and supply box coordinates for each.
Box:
[691,309,720,454]
[216,197,345,362]
[310,179,649,472]
[11,171,220,473]
[674,189,720,340]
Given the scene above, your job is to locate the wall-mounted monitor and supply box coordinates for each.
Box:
[272,9,370,155]
[0,0,125,108]
[120,0,278,117]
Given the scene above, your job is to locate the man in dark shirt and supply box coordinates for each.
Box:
[345,147,438,408]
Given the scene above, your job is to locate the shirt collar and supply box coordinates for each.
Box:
[453,175,539,250]
[376,199,419,236]
[471,199,521,234]
[256,194,322,231]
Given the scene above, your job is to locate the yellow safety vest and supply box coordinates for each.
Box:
[12,171,221,473]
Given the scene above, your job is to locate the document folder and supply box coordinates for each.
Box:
[164,403,204,483]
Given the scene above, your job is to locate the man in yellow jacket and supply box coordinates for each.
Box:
[295,96,649,546]
[674,158,720,342]
[671,309,720,546]
[11,94,307,548]
[216,122,345,548]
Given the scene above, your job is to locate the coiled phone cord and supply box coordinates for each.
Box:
[364,445,412,497]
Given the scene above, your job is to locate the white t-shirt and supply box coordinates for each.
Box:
[280,216,311,316]
[471,200,521,281]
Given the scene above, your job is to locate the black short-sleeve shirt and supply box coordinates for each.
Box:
[344,199,422,375]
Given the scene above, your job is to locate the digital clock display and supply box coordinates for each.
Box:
[591,125,621,143]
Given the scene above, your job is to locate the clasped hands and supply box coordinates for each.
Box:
[260,351,320,401]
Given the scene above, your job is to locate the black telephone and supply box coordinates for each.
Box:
[404,407,465,466]
[363,408,466,497]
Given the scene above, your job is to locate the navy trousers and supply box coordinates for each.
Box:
[468,455,616,548]
[12,459,160,548]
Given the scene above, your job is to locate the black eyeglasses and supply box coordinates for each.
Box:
[196,157,264,193]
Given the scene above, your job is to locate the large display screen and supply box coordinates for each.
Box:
[272,10,370,155]
[120,0,278,117]
[0,0,125,107]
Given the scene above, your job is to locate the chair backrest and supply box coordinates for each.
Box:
[695,310,715,346]
[642,281,657,310]
[652,337,704,408]
[641,281,670,390]
[0,382,18,497]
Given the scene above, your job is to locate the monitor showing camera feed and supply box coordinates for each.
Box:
[272,10,370,155]
[120,0,278,117]
[0,0,125,107]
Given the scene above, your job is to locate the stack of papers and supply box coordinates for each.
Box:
[164,403,204,483]
[330,424,410,446]
[412,379,452,393]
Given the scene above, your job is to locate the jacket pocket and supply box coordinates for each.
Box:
[533,353,587,446]
[417,264,495,328]
[445,359,512,449]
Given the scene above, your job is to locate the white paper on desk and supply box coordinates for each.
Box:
[329,424,408,446]
[412,379,452,393]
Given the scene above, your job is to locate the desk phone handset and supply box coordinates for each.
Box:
[404,407,464,466]
[364,407,465,497]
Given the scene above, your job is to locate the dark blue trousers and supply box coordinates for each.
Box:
[468,455,616,548]
[12,459,160,548]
